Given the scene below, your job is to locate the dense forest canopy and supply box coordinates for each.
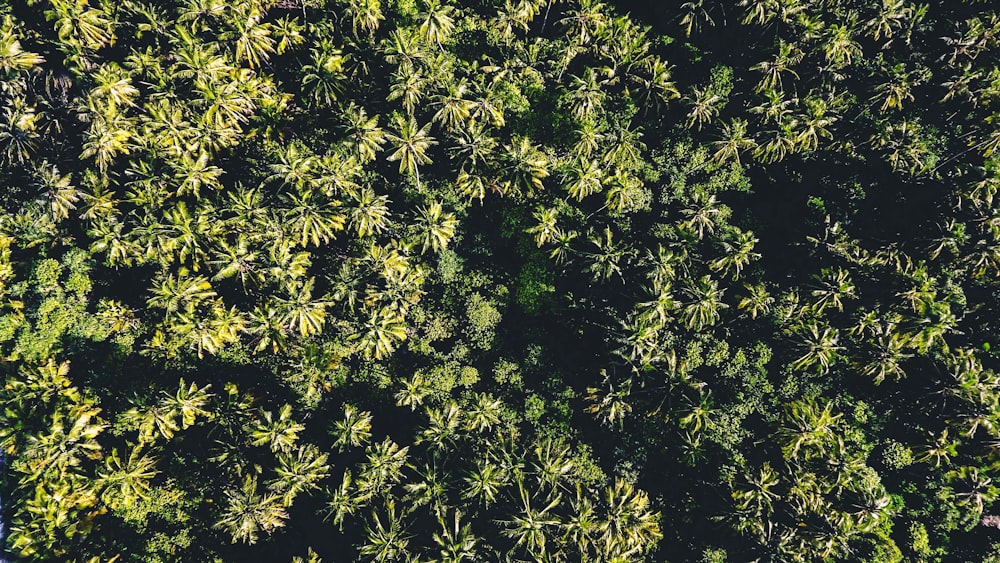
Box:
[1,0,1000,560]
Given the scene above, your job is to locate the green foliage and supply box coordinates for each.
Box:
[0,0,999,561]
[515,255,555,313]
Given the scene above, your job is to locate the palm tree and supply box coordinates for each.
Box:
[172,150,223,196]
[710,228,760,279]
[432,80,476,131]
[0,20,45,72]
[433,510,478,562]
[776,399,842,461]
[526,207,559,247]
[751,40,802,92]
[417,402,462,450]
[732,463,781,518]
[342,103,387,163]
[586,227,628,282]
[166,379,214,429]
[360,501,412,562]
[302,45,350,106]
[382,28,426,72]
[559,0,608,45]
[679,192,722,239]
[502,480,561,557]
[565,158,604,201]
[357,438,409,498]
[388,68,427,117]
[566,68,606,119]
[755,127,797,163]
[679,390,716,434]
[738,282,774,319]
[678,0,715,36]
[808,268,855,313]
[275,278,329,337]
[634,57,680,114]
[352,306,408,359]
[415,201,457,253]
[49,0,114,51]
[349,187,392,237]
[326,470,360,529]
[34,162,79,222]
[572,119,604,159]
[0,99,42,166]
[686,86,722,130]
[712,119,757,165]
[464,393,503,432]
[97,446,158,510]
[172,27,233,82]
[249,404,304,453]
[794,98,836,152]
[89,63,140,115]
[147,273,217,316]
[418,0,457,47]
[462,461,508,506]
[680,275,727,330]
[600,479,662,559]
[170,305,246,358]
[214,475,288,544]
[602,171,640,214]
[532,438,574,490]
[503,137,549,195]
[449,120,497,169]
[916,429,957,467]
[822,23,861,69]
[220,4,276,69]
[790,321,841,374]
[864,0,917,42]
[246,303,287,353]
[282,187,346,248]
[945,466,998,521]
[270,444,330,507]
[209,236,262,290]
[386,115,437,188]
[496,0,537,45]
[345,0,384,38]
[81,113,135,173]
[332,404,374,450]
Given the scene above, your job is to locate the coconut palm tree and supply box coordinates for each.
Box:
[147,273,217,317]
[352,306,408,359]
[97,446,158,510]
[360,501,412,561]
[415,200,457,253]
[565,158,604,201]
[282,187,346,248]
[333,405,374,451]
[790,320,842,374]
[249,404,304,453]
[302,45,350,106]
[503,137,549,195]
[432,81,476,131]
[418,0,457,47]
[712,119,757,165]
[270,444,330,507]
[342,103,387,163]
[220,3,276,69]
[502,479,561,557]
[386,115,437,188]
[214,474,288,544]
[346,0,385,39]
[680,275,727,330]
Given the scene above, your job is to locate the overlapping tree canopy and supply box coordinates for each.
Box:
[1,0,999,561]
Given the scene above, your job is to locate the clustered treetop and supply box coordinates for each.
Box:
[0,0,999,561]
